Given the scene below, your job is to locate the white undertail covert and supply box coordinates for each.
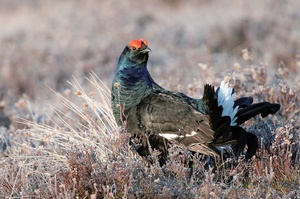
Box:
[217,80,239,126]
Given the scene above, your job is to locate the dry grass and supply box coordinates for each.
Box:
[0,0,300,198]
[1,68,299,198]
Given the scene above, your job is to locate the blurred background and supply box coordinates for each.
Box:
[0,0,299,127]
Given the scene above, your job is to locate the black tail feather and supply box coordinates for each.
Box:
[203,84,222,131]
[204,84,280,159]
[232,126,248,157]
[215,116,231,140]
[204,84,231,140]
[231,126,258,158]
[246,133,258,159]
[236,102,280,125]
[234,97,253,108]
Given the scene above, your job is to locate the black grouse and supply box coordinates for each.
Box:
[111,38,280,165]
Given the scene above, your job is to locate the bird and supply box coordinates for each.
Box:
[111,38,280,165]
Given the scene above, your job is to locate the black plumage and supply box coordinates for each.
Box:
[111,39,280,164]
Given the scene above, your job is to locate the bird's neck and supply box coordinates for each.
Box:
[117,65,153,88]
[112,65,154,116]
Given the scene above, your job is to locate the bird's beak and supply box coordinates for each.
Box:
[141,46,151,53]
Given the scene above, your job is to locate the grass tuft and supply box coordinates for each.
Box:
[1,67,299,198]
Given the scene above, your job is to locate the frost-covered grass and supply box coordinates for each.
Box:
[1,67,299,198]
[0,0,299,198]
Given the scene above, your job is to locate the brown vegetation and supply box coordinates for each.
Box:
[0,0,299,198]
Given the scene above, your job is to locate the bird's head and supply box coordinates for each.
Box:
[120,38,151,67]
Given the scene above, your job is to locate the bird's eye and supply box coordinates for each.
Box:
[132,47,137,50]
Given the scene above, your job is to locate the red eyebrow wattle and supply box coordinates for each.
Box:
[128,38,148,49]
[129,40,142,49]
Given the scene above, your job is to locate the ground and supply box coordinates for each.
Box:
[0,0,299,198]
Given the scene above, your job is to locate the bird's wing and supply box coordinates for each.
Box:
[151,82,206,113]
[136,91,216,147]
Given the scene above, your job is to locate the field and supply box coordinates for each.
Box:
[0,0,299,198]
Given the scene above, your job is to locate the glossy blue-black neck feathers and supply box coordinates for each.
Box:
[115,46,152,87]
[111,46,154,125]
